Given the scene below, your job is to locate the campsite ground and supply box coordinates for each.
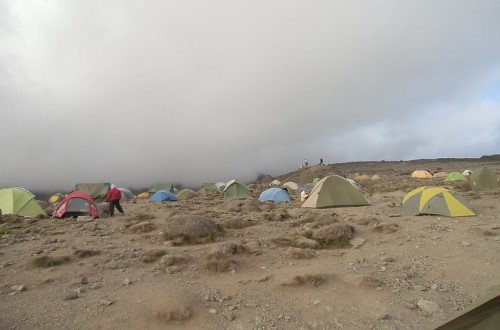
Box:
[0,158,499,330]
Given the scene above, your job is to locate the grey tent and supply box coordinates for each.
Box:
[435,286,500,330]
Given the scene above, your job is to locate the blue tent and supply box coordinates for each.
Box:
[258,188,291,203]
[150,190,177,202]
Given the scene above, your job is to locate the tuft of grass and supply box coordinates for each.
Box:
[127,221,156,233]
[205,251,237,272]
[281,273,328,287]
[156,305,192,322]
[0,223,31,235]
[287,247,317,259]
[139,249,167,263]
[26,255,71,269]
[73,249,101,258]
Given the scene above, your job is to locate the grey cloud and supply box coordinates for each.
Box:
[1,1,500,192]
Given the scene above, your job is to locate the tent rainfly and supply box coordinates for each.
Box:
[223,180,252,200]
[469,167,498,191]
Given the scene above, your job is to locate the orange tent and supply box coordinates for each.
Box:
[411,170,433,179]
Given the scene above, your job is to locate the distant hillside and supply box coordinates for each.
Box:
[253,155,500,186]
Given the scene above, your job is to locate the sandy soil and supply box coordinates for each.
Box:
[0,158,499,330]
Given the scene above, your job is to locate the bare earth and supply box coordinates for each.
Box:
[1,158,499,330]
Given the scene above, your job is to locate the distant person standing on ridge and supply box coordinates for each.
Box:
[320,158,324,166]
[107,184,124,216]
[304,158,308,166]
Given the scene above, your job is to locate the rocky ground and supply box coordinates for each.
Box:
[0,158,499,330]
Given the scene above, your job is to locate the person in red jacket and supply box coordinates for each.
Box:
[106,184,124,216]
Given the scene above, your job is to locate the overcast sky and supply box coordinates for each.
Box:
[1,0,499,192]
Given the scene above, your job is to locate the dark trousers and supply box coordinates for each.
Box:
[109,200,124,216]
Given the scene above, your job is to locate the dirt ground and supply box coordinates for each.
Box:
[1,158,499,330]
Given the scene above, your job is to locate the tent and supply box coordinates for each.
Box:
[118,188,134,201]
[469,167,498,191]
[137,191,149,199]
[463,169,473,176]
[433,171,448,178]
[435,286,500,329]
[300,183,315,194]
[402,186,475,217]
[74,183,110,202]
[201,183,217,192]
[411,170,433,179]
[53,191,99,219]
[48,193,65,204]
[346,178,362,189]
[215,182,226,192]
[282,181,300,191]
[269,179,281,186]
[223,180,252,200]
[0,187,46,217]
[148,184,174,196]
[444,172,467,182]
[301,175,371,208]
[259,188,291,203]
[150,190,177,202]
[176,188,196,200]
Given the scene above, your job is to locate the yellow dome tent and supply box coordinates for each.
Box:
[402,186,475,217]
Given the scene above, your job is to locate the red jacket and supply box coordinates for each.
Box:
[107,188,122,201]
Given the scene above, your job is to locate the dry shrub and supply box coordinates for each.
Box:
[281,273,329,287]
[311,224,354,248]
[373,222,400,233]
[356,217,380,226]
[310,213,339,228]
[131,213,156,222]
[162,215,223,245]
[26,255,71,269]
[262,210,290,222]
[159,254,191,273]
[139,249,167,263]
[159,254,191,267]
[156,305,192,322]
[290,215,317,227]
[73,249,101,258]
[221,199,262,213]
[272,233,320,249]
[222,217,256,229]
[287,247,317,259]
[471,227,497,237]
[127,221,156,234]
[205,251,237,272]
[212,243,248,255]
[452,180,471,192]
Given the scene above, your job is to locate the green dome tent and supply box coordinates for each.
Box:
[223,180,252,200]
[301,175,371,208]
[0,187,46,217]
[176,188,197,200]
[469,167,498,191]
[444,172,467,182]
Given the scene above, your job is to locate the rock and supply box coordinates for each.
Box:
[99,299,114,306]
[11,285,25,292]
[122,278,131,285]
[209,309,217,314]
[413,285,427,291]
[417,299,440,314]
[462,241,472,247]
[349,237,366,249]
